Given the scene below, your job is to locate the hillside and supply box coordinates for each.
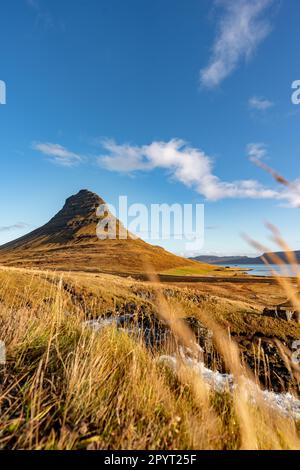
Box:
[0,189,212,275]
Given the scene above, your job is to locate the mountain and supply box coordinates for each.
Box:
[192,252,300,265]
[0,189,207,274]
[191,255,262,264]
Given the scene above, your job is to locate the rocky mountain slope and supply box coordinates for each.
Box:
[0,189,209,274]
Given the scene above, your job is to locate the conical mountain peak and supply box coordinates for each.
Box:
[46,189,106,231]
[0,189,201,274]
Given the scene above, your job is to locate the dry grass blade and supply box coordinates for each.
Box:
[252,158,290,187]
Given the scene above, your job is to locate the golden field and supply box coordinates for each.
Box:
[0,265,299,450]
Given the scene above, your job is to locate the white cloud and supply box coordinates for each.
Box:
[280,182,300,209]
[32,142,83,167]
[0,222,28,233]
[99,139,153,172]
[247,143,268,162]
[200,0,274,88]
[98,139,282,202]
[249,96,274,110]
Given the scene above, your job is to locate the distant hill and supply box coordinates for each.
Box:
[0,189,212,274]
[192,252,300,265]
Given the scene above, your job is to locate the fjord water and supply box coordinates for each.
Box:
[224,264,299,277]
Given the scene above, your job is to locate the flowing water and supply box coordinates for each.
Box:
[85,317,300,421]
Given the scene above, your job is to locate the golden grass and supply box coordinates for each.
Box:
[160,265,233,277]
[0,284,220,450]
[0,263,300,450]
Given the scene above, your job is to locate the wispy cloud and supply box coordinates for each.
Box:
[98,139,282,202]
[0,222,29,233]
[32,142,83,167]
[249,96,274,110]
[26,0,54,30]
[247,143,268,162]
[200,0,274,88]
[26,0,39,7]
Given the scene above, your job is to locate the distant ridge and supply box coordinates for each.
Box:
[0,189,209,274]
[192,252,300,265]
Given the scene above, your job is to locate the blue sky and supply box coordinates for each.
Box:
[0,0,300,256]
